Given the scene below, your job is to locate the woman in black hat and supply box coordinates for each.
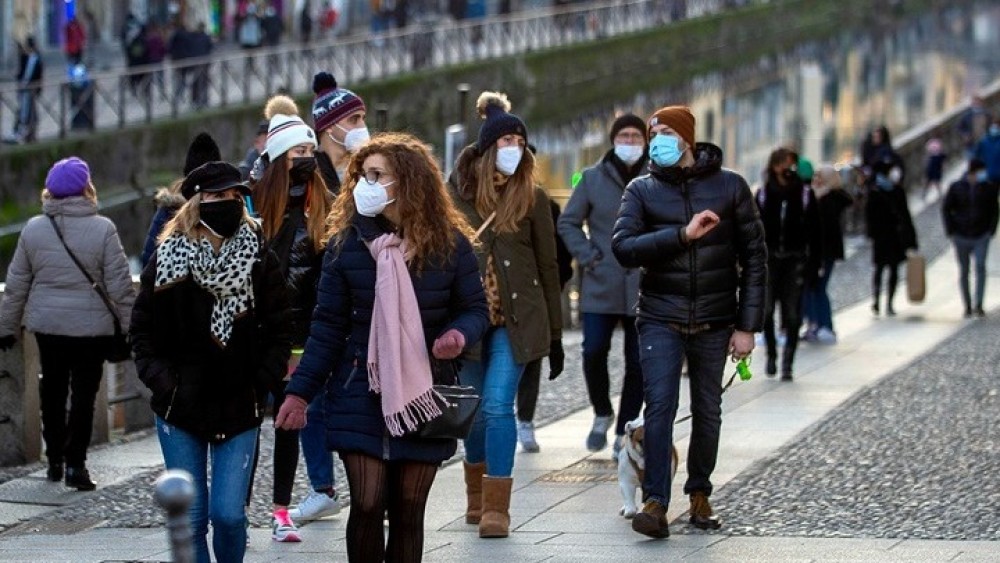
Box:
[130,161,292,563]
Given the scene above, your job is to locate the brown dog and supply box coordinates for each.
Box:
[617,416,679,518]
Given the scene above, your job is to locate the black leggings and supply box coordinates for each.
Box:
[872,262,900,309]
[341,453,438,563]
[34,333,108,467]
[248,381,300,507]
[516,358,542,422]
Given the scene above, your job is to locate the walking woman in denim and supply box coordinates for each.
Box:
[131,162,291,563]
[448,92,564,538]
[276,133,488,562]
[0,156,134,491]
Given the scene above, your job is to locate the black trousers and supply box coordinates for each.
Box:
[34,333,109,467]
[763,256,806,370]
[516,358,542,423]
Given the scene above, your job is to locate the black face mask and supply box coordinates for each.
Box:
[289,157,317,185]
[200,199,244,238]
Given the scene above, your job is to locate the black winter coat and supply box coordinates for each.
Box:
[866,185,917,265]
[130,228,292,443]
[612,143,767,332]
[942,179,999,239]
[755,175,822,279]
[284,215,489,464]
[270,197,322,347]
[816,189,854,262]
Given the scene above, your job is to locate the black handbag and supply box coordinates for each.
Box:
[48,216,132,363]
[414,359,481,440]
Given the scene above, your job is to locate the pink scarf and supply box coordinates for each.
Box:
[366,233,442,437]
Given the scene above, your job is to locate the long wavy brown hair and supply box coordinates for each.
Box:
[474,144,536,233]
[252,155,332,253]
[325,132,475,270]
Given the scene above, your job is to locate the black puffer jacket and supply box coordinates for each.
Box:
[270,199,322,347]
[131,228,292,443]
[612,143,767,332]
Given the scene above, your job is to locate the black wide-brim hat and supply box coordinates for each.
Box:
[181,161,252,200]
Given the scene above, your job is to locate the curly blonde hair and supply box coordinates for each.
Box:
[325,132,475,269]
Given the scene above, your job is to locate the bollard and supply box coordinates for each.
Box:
[154,469,196,563]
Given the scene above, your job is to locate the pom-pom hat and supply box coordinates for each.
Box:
[265,114,317,160]
[311,72,366,133]
[476,91,527,153]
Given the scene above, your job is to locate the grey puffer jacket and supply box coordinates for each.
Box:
[558,153,641,315]
[0,196,134,337]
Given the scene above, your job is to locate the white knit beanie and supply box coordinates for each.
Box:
[265,114,317,160]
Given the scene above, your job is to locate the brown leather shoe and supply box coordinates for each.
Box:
[689,492,721,529]
[631,500,669,539]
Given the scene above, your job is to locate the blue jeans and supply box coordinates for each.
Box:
[462,327,524,477]
[300,393,335,491]
[581,313,644,436]
[156,417,257,563]
[953,234,991,311]
[636,320,732,507]
[803,259,836,330]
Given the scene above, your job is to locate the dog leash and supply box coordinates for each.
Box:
[673,367,741,425]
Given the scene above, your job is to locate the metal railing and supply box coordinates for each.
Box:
[0,0,757,146]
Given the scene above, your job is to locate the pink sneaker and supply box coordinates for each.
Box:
[271,508,301,542]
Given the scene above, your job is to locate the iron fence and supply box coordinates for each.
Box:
[0,0,758,146]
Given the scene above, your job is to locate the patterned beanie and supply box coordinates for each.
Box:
[311,72,366,133]
[265,114,317,160]
[649,105,696,148]
[45,156,91,198]
[609,113,647,144]
[476,91,527,153]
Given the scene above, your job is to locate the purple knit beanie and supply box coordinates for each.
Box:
[45,157,91,198]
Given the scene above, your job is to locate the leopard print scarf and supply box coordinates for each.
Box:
[155,223,259,347]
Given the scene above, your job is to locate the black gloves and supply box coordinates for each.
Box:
[0,335,16,351]
[548,339,564,380]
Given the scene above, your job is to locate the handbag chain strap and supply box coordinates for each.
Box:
[47,215,124,332]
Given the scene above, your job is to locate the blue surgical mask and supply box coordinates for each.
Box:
[991,124,1000,137]
[975,170,988,183]
[649,134,684,168]
[875,174,893,191]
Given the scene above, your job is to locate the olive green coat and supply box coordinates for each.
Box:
[449,145,562,364]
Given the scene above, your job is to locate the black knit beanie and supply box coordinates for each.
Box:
[476,91,527,153]
[609,113,647,144]
[183,132,222,176]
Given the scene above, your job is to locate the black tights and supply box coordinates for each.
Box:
[872,262,899,310]
[341,453,438,563]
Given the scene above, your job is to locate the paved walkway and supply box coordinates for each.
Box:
[0,192,997,560]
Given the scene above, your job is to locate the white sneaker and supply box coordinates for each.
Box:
[517,421,540,453]
[271,510,301,543]
[815,327,837,344]
[289,489,341,521]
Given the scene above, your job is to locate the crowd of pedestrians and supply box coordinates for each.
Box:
[1,77,998,561]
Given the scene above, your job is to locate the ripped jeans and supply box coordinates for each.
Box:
[156,417,258,563]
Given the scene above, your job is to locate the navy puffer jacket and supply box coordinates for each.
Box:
[612,143,767,332]
[284,215,489,464]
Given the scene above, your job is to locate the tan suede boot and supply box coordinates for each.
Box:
[478,476,513,538]
[463,461,486,524]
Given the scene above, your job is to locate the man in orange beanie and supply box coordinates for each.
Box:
[612,105,766,539]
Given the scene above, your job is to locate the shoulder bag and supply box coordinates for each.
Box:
[48,216,132,363]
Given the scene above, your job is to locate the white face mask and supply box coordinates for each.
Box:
[331,125,371,153]
[353,176,395,217]
[496,146,524,176]
[614,144,644,165]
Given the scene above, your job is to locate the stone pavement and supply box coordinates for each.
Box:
[1,191,999,561]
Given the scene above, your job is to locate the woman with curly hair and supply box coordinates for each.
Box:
[276,132,489,562]
[448,91,564,538]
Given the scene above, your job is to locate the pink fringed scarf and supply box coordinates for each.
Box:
[366,233,442,437]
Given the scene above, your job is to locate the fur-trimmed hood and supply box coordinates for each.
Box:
[447,144,482,202]
[153,187,186,210]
